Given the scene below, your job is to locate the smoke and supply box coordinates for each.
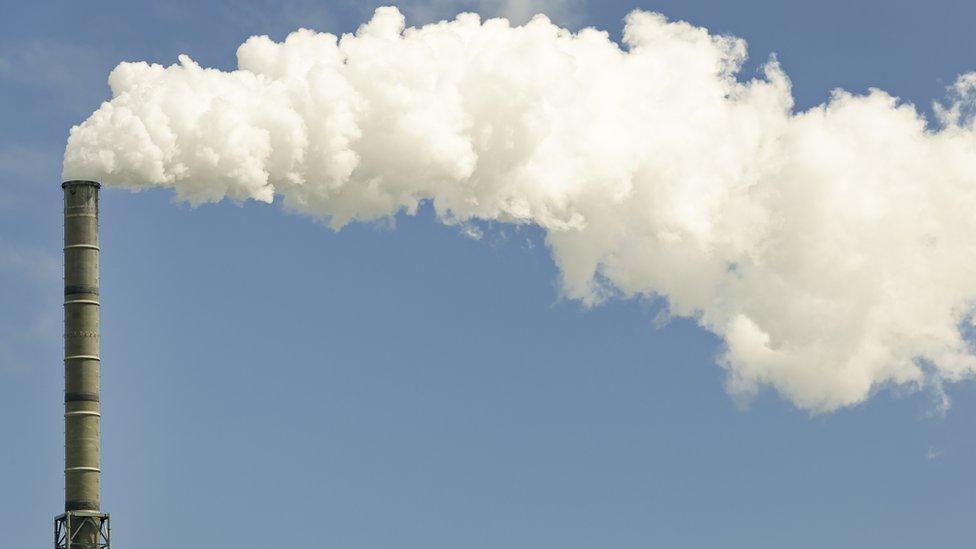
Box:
[62,7,976,412]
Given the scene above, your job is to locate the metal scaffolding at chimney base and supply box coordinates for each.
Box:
[56,181,110,549]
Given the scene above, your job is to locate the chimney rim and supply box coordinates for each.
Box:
[62,180,101,189]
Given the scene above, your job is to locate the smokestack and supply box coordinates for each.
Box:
[56,181,110,549]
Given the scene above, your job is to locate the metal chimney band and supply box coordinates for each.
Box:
[64,501,101,512]
[64,393,100,403]
[65,467,102,473]
[65,411,101,418]
[65,285,99,295]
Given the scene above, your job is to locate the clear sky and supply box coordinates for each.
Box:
[2,1,975,548]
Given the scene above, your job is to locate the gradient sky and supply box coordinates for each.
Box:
[2,2,975,548]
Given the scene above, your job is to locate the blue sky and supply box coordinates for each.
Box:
[3,1,975,547]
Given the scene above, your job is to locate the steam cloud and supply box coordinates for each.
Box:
[63,7,976,412]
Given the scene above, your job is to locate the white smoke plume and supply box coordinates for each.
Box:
[63,7,976,412]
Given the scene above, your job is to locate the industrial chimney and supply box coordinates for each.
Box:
[55,181,110,549]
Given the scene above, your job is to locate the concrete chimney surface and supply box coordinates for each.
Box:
[59,180,109,548]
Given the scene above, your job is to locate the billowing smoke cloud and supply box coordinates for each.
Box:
[63,7,976,412]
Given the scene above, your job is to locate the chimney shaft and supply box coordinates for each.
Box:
[57,181,110,549]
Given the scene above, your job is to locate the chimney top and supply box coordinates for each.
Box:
[61,180,101,189]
